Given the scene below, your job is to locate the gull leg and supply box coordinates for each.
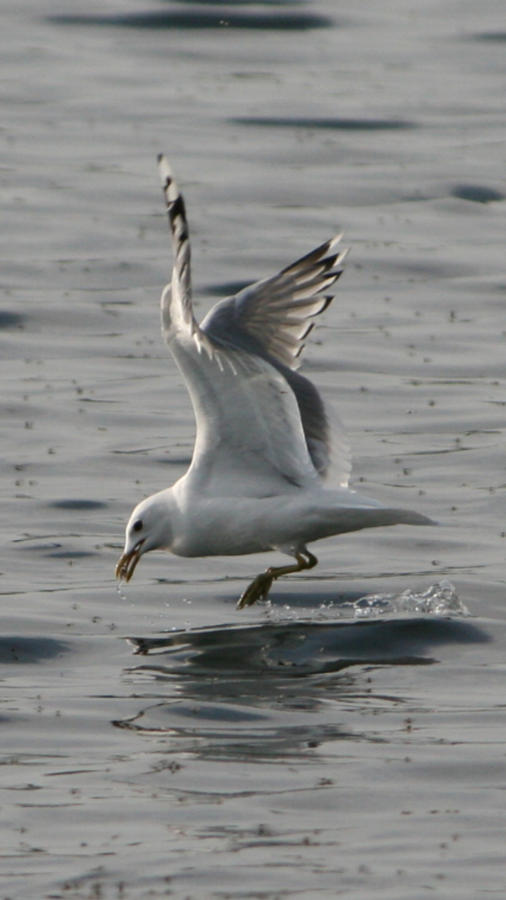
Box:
[237,550,318,609]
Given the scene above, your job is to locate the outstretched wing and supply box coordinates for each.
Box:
[157,155,349,494]
[201,234,347,368]
[201,236,351,485]
[158,154,197,339]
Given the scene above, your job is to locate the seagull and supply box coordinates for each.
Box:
[116,156,433,608]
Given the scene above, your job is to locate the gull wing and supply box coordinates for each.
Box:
[201,234,347,371]
[157,156,348,493]
[200,226,351,485]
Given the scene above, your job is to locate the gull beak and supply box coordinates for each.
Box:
[115,540,145,582]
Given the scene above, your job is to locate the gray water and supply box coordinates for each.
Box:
[1,1,505,897]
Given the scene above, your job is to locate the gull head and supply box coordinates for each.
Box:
[115,492,173,583]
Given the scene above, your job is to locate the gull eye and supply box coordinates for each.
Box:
[133,519,143,533]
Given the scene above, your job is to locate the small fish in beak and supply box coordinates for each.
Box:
[115,540,145,582]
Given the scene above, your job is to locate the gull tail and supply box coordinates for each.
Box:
[336,506,436,535]
[305,501,437,541]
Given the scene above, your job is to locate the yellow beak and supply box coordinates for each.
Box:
[115,540,145,582]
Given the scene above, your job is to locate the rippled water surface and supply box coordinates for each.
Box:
[2,1,505,897]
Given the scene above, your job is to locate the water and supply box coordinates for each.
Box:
[1,0,505,897]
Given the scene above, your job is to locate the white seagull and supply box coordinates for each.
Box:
[116,157,433,608]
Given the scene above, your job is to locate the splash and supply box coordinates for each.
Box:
[350,579,467,619]
[264,578,467,624]
[116,580,129,602]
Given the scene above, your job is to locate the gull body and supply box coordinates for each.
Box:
[124,483,428,561]
[116,158,433,607]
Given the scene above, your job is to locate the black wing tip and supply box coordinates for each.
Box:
[300,321,315,341]
[318,295,333,314]
[315,233,345,262]
[157,154,174,194]
[327,268,345,288]
[281,234,348,278]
